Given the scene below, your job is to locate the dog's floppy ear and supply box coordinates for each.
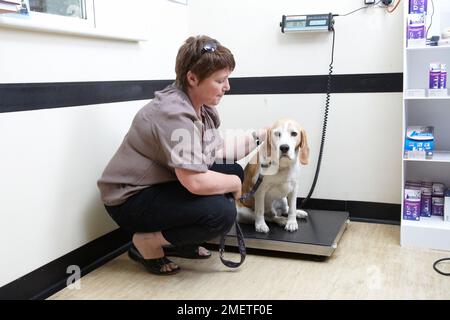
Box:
[264,128,272,159]
[238,155,259,209]
[299,128,309,165]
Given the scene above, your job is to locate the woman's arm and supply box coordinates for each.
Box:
[216,128,268,161]
[175,167,242,199]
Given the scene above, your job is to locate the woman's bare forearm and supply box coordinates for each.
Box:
[175,168,241,195]
[218,132,258,161]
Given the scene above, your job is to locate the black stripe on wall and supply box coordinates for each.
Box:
[229,73,403,95]
[0,73,402,113]
[0,80,173,114]
[0,199,399,300]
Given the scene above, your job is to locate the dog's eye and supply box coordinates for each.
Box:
[274,131,281,137]
[291,132,298,137]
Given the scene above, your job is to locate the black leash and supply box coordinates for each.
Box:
[218,174,264,268]
[219,221,246,268]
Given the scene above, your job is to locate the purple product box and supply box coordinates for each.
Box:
[404,188,421,221]
[407,24,425,40]
[409,0,427,14]
[421,185,432,217]
[445,189,450,222]
[406,13,426,47]
[406,180,422,187]
[432,197,444,216]
[429,63,441,89]
[440,64,447,89]
[432,182,445,196]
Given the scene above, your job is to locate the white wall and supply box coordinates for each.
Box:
[1,0,187,82]
[427,0,450,38]
[189,0,404,203]
[189,0,403,76]
[0,0,188,287]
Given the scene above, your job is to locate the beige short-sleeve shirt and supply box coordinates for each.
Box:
[97,84,224,206]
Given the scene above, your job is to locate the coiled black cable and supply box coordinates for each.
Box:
[301,27,335,208]
[433,257,450,276]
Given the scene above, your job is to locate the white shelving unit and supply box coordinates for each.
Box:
[401,0,450,251]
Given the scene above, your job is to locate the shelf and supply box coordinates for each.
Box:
[404,151,450,163]
[402,215,450,230]
[404,95,450,100]
[401,216,450,251]
[406,45,450,52]
[401,0,450,252]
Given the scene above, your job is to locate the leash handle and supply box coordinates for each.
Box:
[218,173,264,269]
[219,222,246,268]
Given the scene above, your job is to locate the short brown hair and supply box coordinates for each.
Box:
[175,35,235,92]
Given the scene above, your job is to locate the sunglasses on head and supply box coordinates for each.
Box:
[200,41,218,54]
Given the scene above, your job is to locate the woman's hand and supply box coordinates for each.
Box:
[231,175,242,200]
[232,188,242,201]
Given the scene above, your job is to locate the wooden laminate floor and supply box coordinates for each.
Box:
[49,221,450,300]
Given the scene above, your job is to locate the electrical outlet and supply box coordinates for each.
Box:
[364,0,375,4]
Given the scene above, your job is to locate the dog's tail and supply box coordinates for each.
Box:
[236,205,255,224]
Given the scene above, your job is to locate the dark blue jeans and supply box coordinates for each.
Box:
[104,163,244,246]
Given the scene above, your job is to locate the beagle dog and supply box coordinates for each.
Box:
[237,118,309,233]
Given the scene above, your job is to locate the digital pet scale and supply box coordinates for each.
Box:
[209,209,349,257]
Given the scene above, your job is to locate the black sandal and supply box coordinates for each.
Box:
[128,244,180,275]
[163,244,211,259]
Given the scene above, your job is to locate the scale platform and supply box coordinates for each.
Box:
[209,209,349,257]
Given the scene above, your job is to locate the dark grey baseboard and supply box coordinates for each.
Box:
[0,228,132,300]
[0,198,399,300]
[299,198,400,225]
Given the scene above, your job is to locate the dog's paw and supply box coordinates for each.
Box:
[285,220,298,232]
[255,222,270,233]
[296,209,308,219]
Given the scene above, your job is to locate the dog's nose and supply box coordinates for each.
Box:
[280,144,290,153]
